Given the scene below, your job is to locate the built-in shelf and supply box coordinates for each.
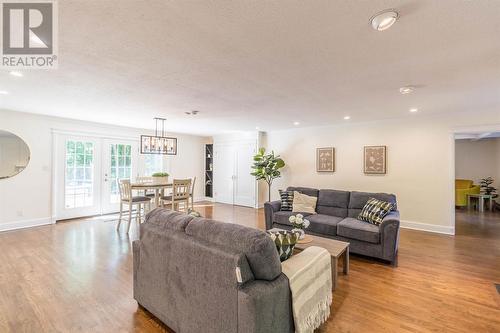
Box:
[205,144,213,198]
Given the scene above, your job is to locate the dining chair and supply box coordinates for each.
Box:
[161,178,191,212]
[135,176,156,198]
[189,177,196,210]
[117,179,152,233]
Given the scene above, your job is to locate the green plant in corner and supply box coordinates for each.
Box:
[152,172,169,177]
[251,148,285,202]
[480,177,498,198]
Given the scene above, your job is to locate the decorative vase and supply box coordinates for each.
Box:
[292,228,305,240]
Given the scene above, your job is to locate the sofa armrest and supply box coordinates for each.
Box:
[264,200,281,230]
[132,240,140,300]
[238,275,293,333]
[380,210,400,263]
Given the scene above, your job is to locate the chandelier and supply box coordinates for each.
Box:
[140,117,177,155]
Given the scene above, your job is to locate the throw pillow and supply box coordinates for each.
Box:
[267,230,300,262]
[187,208,202,217]
[279,190,294,211]
[292,191,317,214]
[357,197,395,225]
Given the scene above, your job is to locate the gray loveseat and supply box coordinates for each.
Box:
[133,209,294,333]
[264,187,400,264]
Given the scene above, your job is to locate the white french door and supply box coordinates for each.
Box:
[234,142,256,207]
[101,139,138,214]
[56,135,101,219]
[55,134,138,220]
[213,141,257,207]
[213,143,236,205]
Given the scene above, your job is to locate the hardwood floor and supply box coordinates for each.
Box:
[0,204,499,332]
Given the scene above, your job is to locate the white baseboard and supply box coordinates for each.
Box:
[194,196,213,202]
[400,220,455,235]
[0,217,54,233]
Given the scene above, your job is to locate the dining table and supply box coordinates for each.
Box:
[130,180,172,208]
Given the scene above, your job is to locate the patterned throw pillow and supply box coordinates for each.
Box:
[279,190,294,211]
[358,197,395,225]
[267,230,300,262]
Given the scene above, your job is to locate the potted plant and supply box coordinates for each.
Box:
[152,172,169,184]
[251,148,285,202]
[480,177,498,198]
[288,214,310,240]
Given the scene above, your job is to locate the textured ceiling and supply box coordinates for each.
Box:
[1,0,499,135]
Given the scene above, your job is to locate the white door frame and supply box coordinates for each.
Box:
[451,122,500,233]
[51,129,139,221]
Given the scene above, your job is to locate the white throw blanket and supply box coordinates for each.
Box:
[281,246,332,333]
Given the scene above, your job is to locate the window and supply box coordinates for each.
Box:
[143,154,164,176]
[65,140,94,208]
[109,144,132,203]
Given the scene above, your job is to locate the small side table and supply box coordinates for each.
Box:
[467,194,494,212]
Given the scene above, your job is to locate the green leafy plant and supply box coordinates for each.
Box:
[152,172,169,177]
[251,148,285,202]
[480,177,498,198]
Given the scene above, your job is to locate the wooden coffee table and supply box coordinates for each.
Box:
[294,234,350,291]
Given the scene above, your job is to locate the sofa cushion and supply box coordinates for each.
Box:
[273,211,313,226]
[358,197,395,225]
[292,191,317,214]
[185,218,282,281]
[278,190,294,211]
[348,191,397,218]
[267,230,300,262]
[316,189,350,217]
[337,218,381,244]
[307,214,344,236]
[286,186,319,198]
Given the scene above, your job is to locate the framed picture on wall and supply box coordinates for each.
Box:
[317,147,335,172]
[364,145,387,174]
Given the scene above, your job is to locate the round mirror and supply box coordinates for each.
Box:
[0,130,30,179]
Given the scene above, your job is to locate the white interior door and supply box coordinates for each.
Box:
[213,141,257,208]
[213,143,235,205]
[56,135,101,220]
[101,139,138,214]
[234,142,256,207]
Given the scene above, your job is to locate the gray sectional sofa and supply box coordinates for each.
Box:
[264,187,400,264]
[133,209,294,333]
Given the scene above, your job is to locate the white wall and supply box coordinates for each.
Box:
[455,138,500,189]
[0,109,209,231]
[264,110,500,235]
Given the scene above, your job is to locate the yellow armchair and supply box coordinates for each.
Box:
[455,179,480,207]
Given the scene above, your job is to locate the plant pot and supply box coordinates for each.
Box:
[152,176,168,184]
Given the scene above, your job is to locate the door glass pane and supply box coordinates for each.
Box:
[65,140,94,209]
[109,143,132,204]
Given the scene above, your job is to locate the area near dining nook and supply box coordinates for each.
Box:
[1,1,500,332]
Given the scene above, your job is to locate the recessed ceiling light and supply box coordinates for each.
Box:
[9,71,23,77]
[344,116,351,120]
[0,90,8,95]
[399,86,415,94]
[370,9,399,31]
[293,121,300,126]
[255,126,260,130]
[409,108,418,113]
